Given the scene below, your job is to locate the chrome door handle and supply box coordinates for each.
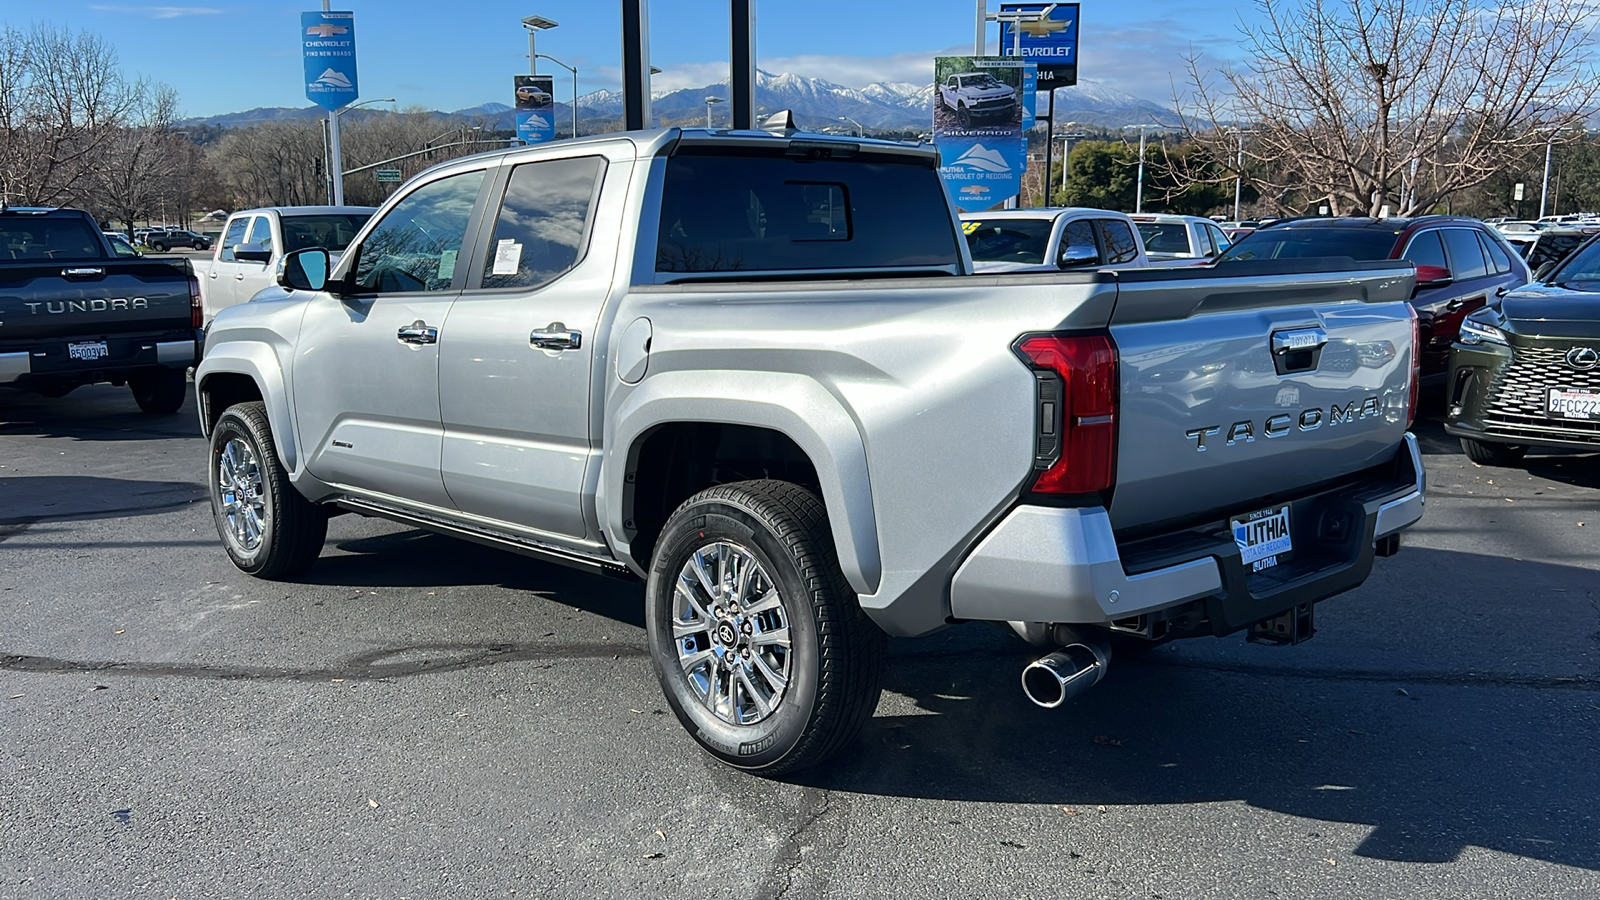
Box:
[397,321,438,345]
[208,271,218,278]
[234,273,245,280]
[530,323,581,351]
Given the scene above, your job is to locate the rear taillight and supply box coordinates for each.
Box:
[1406,306,1420,429]
[189,272,203,329]
[1015,334,1118,495]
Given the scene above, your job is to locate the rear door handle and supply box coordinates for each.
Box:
[530,323,581,351]
[397,321,438,345]
[208,271,218,279]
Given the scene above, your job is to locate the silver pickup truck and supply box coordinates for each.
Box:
[196,127,1425,774]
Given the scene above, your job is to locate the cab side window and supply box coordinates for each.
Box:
[1099,219,1140,264]
[219,217,249,263]
[1058,219,1101,267]
[247,216,274,255]
[352,169,487,294]
[479,156,605,290]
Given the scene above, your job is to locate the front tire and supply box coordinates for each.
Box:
[209,401,327,578]
[956,103,971,129]
[129,368,187,414]
[1461,438,1527,467]
[646,480,885,775]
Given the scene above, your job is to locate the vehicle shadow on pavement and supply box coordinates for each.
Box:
[0,384,202,441]
[0,475,206,524]
[311,526,647,629]
[793,550,1600,872]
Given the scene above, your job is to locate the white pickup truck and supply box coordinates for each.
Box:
[196,126,1425,774]
[962,208,1150,273]
[200,206,374,322]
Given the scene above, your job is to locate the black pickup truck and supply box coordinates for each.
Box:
[0,207,201,413]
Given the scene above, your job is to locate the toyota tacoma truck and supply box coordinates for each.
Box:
[1,206,202,412]
[196,126,1425,774]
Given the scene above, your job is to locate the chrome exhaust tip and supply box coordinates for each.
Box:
[1021,642,1109,709]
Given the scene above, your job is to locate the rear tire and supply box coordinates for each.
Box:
[1461,438,1527,467]
[129,368,187,414]
[645,480,886,775]
[209,401,327,578]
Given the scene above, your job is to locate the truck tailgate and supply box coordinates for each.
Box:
[0,260,194,342]
[1107,260,1416,534]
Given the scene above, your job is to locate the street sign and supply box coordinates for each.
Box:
[375,169,402,183]
[998,3,1079,86]
[302,11,359,111]
[514,75,556,144]
[1514,183,1526,201]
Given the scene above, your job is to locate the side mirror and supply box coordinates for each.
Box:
[235,243,272,263]
[279,248,331,292]
[1058,243,1100,269]
[1533,261,1555,282]
[1414,264,1453,288]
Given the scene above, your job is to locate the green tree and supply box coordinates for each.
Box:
[1057,141,1137,210]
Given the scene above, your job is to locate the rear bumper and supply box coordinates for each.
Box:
[0,332,199,386]
[949,433,1425,634]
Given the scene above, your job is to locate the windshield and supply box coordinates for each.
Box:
[281,214,371,253]
[1546,235,1600,291]
[964,219,1054,265]
[1218,227,1399,262]
[1135,222,1191,255]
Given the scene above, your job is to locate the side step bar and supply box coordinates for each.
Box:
[333,497,636,580]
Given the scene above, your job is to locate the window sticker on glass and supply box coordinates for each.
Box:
[437,249,458,281]
[492,239,523,276]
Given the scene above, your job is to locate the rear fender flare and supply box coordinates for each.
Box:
[604,370,882,595]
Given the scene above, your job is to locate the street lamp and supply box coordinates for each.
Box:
[705,96,724,128]
[1123,124,1160,214]
[521,15,557,75]
[837,116,863,137]
[1225,129,1259,221]
[534,54,580,139]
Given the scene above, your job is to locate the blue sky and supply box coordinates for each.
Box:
[4,1,1249,116]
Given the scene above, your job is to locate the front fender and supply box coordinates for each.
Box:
[603,369,882,596]
[195,342,298,473]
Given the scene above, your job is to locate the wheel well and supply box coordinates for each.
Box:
[199,373,263,434]
[626,423,821,566]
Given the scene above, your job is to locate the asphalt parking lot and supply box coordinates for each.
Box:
[2,385,1598,899]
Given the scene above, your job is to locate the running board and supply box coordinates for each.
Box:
[333,497,635,580]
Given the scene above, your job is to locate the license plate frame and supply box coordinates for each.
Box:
[1547,387,1600,420]
[67,340,109,361]
[1231,504,1292,572]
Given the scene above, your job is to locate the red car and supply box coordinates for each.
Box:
[1215,216,1531,380]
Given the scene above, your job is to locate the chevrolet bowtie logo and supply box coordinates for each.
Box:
[306,24,349,37]
[1017,16,1071,38]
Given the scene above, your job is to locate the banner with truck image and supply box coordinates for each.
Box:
[933,56,1028,211]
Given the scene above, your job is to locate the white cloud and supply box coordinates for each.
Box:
[89,5,223,18]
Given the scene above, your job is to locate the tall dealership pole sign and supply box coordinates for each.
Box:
[997,2,1079,205]
[302,9,358,205]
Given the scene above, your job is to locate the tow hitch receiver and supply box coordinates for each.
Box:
[1247,602,1316,645]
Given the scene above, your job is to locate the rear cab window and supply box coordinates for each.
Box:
[0,215,103,261]
[655,144,960,278]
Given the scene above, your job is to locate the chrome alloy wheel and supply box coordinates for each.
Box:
[217,438,267,553]
[672,541,792,726]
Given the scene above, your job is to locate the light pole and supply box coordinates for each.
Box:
[1540,133,1555,218]
[1052,130,1086,204]
[324,98,394,204]
[1226,129,1258,221]
[705,96,724,128]
[837,116,863,137]
[536,53,579,139]
[521,15,557,75]
[1123,124,1159,214]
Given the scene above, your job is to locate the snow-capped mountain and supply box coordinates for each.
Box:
[181,71,1177,134]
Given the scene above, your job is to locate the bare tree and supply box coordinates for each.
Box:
[0,24,146,206]
[94,85,192,232]
[1174,0,1600,217]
